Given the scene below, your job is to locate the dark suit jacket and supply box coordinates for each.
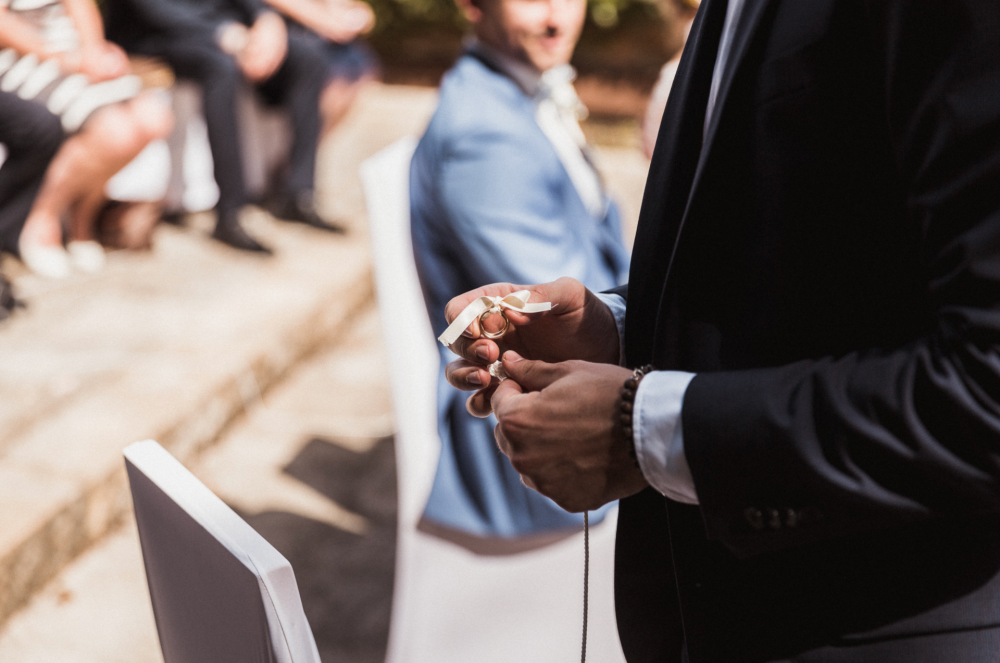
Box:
[103,0,266,51]
[617,0,1000,661]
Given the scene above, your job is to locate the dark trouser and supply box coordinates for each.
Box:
[0,91,64,254]
[678,625,1000,663]
[779,626,1000,663]
[140,34,326,221]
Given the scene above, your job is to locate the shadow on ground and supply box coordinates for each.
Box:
[239,436,397,663]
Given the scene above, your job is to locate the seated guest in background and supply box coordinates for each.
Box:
[261,0,380,139]
[641,0,698,159]
[409,0,630,540]
[0,90,63,277]
[0,0,173,278]
[103,0,341,255]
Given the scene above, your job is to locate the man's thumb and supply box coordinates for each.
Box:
[501,351,561,392]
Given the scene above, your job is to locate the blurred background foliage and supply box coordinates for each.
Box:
[364,0,662,31]
[363,0,685,95]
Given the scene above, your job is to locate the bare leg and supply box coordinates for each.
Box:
[69,92,174,243]
[68,186,106,243]
[19,91,172,276]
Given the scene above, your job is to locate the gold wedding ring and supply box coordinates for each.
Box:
[479,309,510,340]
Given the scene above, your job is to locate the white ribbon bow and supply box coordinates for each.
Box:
[438,290,552,347]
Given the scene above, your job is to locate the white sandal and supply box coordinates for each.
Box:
[67,240,106,274]
[19,239,71,279]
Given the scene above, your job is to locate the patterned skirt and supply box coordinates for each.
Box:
[0,49,141,133]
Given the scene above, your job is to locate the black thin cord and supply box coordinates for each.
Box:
[581,510,590,663]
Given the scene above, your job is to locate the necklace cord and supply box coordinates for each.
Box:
[582,510,590,663]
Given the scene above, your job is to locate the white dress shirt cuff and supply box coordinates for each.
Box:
[595,291,627,367]
[634,371,700,505]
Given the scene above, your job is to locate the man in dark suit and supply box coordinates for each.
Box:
[0,90,63,315]
[440,0,1000,660]
[0,91,64,261]
[104,0,339,253]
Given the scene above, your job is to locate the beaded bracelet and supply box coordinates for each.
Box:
[620,364,655,468]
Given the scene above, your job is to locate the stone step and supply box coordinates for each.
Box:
[0,214,373,629]
[0,82,443,630]
[0,305,397,662]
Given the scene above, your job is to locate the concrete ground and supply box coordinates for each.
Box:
[0,306,394,663]
[0,83,440,628]
[0,83,650,661]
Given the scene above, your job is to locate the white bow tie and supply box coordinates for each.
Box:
[539,65,589,121]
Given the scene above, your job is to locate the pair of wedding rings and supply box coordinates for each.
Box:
[478,309,510,340]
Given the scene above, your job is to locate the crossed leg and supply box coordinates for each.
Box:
[19,90,172,276]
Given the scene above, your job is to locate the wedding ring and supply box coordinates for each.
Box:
[479,309,510,340]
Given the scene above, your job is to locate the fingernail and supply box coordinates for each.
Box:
[468,371,483,387]
[476,346,490,361]
[504,351,523,363]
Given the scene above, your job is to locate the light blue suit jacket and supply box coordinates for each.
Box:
[410,52,630,538]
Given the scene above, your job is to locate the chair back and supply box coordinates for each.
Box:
[360,136,439,529]
[362,138,627,663]
[124,440,321,663]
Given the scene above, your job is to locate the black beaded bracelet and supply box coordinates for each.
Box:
[620,364,655,468]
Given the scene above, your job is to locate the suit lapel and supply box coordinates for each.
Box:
[625,0,779,366]
[690,0,776,210]
[668,0,777,288]
[625,0,729,366]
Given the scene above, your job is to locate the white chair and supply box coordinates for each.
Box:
[124,440,321,663]
[361,138,627,663]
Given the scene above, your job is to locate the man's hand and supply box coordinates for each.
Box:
[490,352,648,512]
[239,12,287,82]
[218,22,251,57]
[444,277,620,416]
[78,42,130,81]
[316,0,374,42]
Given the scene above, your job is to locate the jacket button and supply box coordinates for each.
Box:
[744,507,764,530]
[766,508,782,530]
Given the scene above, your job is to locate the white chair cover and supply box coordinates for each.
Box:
[362,138,627,663]
[124,440,321,663]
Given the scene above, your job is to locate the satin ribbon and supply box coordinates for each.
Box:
[438,290,551,347]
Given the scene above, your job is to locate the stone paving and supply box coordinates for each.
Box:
[0,82,650,661]
[0,83,438,631]
[0,306,395,663]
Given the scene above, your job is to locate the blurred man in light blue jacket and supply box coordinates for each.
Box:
[410,0,630,540]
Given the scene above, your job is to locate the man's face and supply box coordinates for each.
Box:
[472,0,587,72]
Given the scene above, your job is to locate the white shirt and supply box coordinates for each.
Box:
[603,0,748,505]
[468,41,607,219]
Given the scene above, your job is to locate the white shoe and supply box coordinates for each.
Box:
[19,240,71,279]
[67,241,105,274]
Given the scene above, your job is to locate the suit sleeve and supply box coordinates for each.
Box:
[682,0,1000,558]
[115,0,221,40]
[434,121,620,289]
[120,0,265,39]
[227,0,268,26]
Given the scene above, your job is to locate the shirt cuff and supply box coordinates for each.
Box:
[595,291,627,367]
[634,370,699,505]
